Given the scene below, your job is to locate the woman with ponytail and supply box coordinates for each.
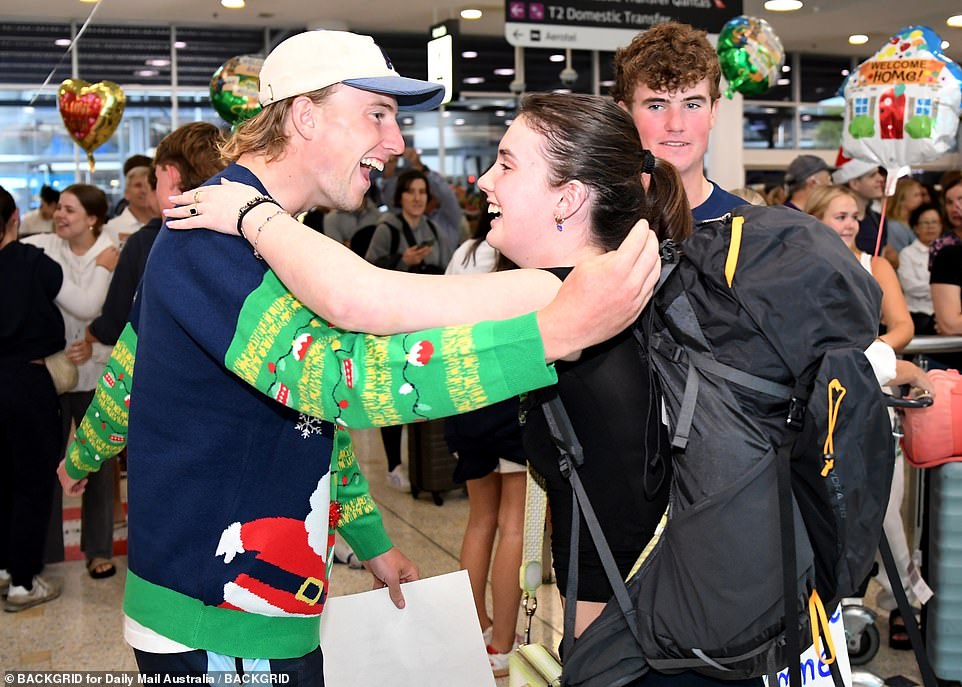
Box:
[165,92,691,663]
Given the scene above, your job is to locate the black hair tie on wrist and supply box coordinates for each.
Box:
[641,149,656,175]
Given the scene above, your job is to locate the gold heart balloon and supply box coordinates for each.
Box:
[58,79,126,172]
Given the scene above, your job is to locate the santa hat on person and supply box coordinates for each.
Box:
[832,148,880,185]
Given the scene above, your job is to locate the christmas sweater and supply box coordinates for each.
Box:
[64,163,556,660]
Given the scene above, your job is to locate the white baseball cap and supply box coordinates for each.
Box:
[258,30,444,111]
[832,149,880,185]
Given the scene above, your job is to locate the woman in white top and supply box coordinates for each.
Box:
[443,198,527,674]
[806,184,932,649]
[24,184,119,580]
[897,203,942,335]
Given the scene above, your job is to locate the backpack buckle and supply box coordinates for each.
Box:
[659,239,678,265]
[786,397,806,429]
[557,451,582,478]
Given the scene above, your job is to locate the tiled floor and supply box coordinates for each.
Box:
[2,428,936,686]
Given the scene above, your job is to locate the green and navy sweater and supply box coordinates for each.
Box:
[65,163,556,659]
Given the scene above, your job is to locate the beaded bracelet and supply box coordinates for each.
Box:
[236,196,279,239]
[252,209,288,260]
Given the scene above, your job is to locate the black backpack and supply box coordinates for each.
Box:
[552,205,895,687]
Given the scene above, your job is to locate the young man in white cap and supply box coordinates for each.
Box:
[783,154,833,212]
[57,30,660,679]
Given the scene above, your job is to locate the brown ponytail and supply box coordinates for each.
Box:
[645,158,692,245]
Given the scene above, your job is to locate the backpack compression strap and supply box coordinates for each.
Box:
[646,333,793,450]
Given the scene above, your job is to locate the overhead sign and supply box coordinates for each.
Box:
[428,20,460,105]
[504,0,743,51]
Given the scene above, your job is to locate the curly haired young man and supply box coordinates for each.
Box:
[613,22,743,221]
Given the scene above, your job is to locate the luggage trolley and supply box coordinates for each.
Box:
[901,335,962,685]
[842,391,933,672]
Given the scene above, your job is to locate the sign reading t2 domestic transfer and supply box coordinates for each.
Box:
[504,0,743,51]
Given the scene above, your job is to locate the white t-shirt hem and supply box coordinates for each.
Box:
[124,615,194,654]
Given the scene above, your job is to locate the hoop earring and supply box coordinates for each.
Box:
[554,215,564,232]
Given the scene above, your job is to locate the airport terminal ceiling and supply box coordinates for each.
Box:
[1,1,961,90]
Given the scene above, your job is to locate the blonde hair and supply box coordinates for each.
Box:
[884,177,921,223]
[804,184,859,221]
[729,186,766,206]
[219,85,338,162]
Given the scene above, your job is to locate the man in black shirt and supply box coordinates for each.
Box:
[86,123,226,346]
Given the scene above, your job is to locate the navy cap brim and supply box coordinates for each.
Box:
[343,76,445,111]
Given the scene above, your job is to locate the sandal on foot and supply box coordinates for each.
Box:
[87,558,116,580]
[888,609,912,650]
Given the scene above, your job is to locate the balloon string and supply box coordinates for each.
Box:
[874,198,887,258]
[29,0,104,106]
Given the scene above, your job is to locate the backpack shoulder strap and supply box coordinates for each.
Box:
[541,396,641,658]
[425,217,440,244]
[390,223,403,256]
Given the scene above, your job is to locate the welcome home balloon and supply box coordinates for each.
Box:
[842,26,962,172]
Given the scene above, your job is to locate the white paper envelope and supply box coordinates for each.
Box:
[319,569,496,687]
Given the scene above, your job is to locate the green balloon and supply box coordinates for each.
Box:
[210,55,264,126]
[717,16,785,98]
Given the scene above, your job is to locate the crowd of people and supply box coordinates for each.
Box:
[0,18,960,686]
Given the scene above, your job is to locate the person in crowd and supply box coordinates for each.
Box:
[108,154,152,219]
[805,185,932,646]
[898,203,942,336]
[832,154,902,267]
[87,122,226,348]
[443,199,526,675]
[886,177,925,228]
[930,171,962,266]
[18,184,59,236]
[929,231,962,370]
[326,191,382,246]
[764,183,788,207]
[60,31,659,680]
[366,169,452,273]
[22,184,119,580]
[875,172,917,254]
[782,154,833,211]
[612,21,744,220]
[380,147,465,246]
[365,168,454,490]
[0,185,66,612]
[729,186,765,205]
[165,92,765,686]
[103,164,159,246]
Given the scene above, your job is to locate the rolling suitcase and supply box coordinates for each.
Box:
[407,420,459,506]
[925,461,962,680]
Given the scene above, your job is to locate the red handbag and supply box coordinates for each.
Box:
[901,369,962,468]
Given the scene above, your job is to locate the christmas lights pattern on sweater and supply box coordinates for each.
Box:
[260,321,438,428]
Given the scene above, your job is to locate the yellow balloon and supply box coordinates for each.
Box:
[58,79,126,172]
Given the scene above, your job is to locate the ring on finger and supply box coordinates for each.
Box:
[193,190,201,204]
[189,204,198,216]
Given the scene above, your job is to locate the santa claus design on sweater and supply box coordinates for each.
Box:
[214,474,332,616]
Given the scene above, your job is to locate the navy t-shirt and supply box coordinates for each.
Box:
[692,182,745,223]
[855,209,887,255]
